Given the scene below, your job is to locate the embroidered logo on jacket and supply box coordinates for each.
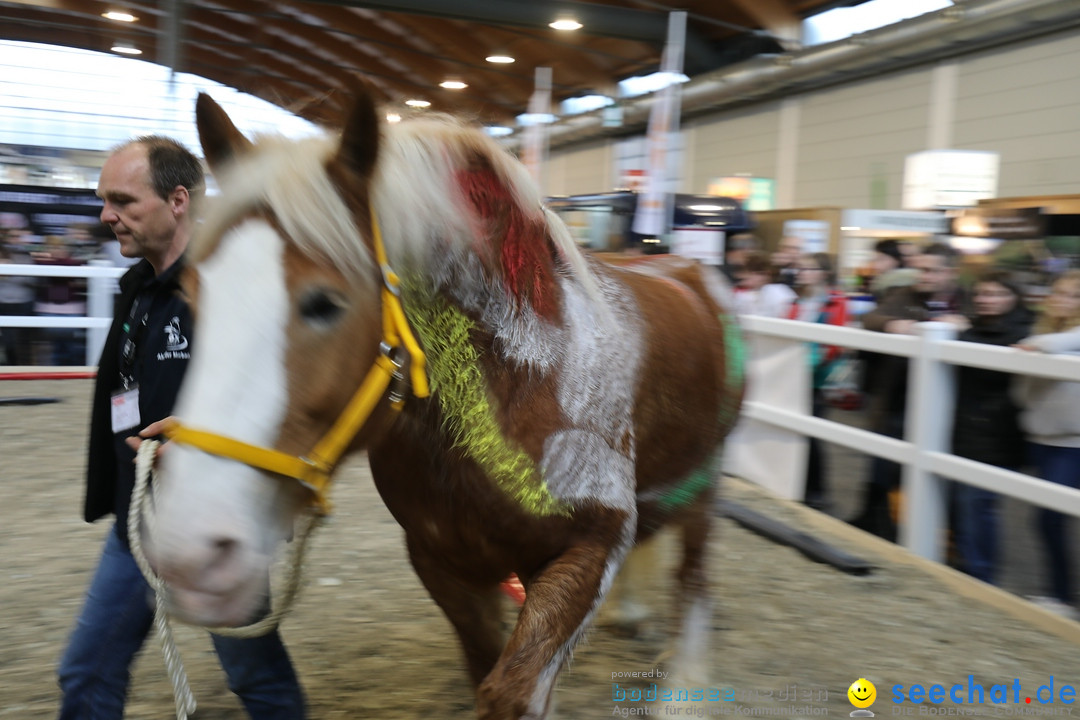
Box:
[158,316,190,360]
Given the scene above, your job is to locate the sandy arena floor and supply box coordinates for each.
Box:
[2,379,1079,719]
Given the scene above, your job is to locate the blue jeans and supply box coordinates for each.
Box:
[953,482,1003,585]
[58,526,306,719]
[1031,444,1080,604]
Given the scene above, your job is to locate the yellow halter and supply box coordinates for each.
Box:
[163,208,429,514]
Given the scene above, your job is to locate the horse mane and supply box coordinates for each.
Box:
[192,134,377,290]
[372,114,597,318]
[192,112,598,328]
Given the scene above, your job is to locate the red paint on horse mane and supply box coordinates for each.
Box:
[456,166,557,319]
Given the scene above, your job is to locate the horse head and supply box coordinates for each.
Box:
[145,78,587,627]
[147,85,405,626]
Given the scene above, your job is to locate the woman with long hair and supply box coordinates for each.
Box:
[951,269,1033,584]
[789,252,847,510]
[1014,269,1080,619]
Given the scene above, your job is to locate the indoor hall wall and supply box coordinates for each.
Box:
[544,27,1080,208]
[953,32,1080,197]
[684,103,781,194]
[541,141,610,197]
[796,68,930,208]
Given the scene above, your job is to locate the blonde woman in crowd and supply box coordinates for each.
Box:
[1013,269,1080,620]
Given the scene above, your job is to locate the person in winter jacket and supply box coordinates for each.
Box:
[1013,269,1080,619]
[853,242,969,540]
[951,270,1034,584]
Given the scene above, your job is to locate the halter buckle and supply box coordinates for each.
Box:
[381,264,401,296]
[380,341,409,408]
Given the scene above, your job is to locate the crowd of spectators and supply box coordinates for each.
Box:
[727,233,1080,621]
[0,224,133,365]
[5,217,1080,619]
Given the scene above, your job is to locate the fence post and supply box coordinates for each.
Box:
[900,320,957,561]
[86,260,116,365]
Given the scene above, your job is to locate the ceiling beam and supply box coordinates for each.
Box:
[268,4,521,119]
[197,0,521,121]
[312,0,726,73]
[374,14,530,108]
[469,23,651,98]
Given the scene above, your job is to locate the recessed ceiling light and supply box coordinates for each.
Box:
[549,18,583,31]
[404,99,431,108]
[439,80,468,90]
[486,55,515,64]
[110,44,142,55]
[386,112,402,123]
[102,10,138,22]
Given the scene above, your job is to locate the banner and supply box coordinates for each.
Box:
[522,67,552,189]
[631,11,685,239]
[723,335,810,500]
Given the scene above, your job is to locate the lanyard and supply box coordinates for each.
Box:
[120,294,151,390]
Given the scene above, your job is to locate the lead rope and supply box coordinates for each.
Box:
[129,439,323,720]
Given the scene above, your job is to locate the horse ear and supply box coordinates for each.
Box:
[336,80,380,178]
[195,93,253,174]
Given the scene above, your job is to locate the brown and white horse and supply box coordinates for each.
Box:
[145,84,744,719]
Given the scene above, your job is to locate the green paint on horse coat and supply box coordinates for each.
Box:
[655,453,719,514]
[718,311,746,430]
[403,289,568,518]
[653,312,744,512]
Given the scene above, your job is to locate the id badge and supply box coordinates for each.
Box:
[111,385,141,433]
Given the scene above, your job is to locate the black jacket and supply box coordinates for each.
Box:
[951,304,1034,468]
[860,285,971,432]
[85,258,192,541]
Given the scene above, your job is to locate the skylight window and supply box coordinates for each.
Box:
[0,41,318,154]
[803,0,953,46]
[617,71,689,99]
[560,95,613,116]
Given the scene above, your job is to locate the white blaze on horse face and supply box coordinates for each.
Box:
[153,218,292,625]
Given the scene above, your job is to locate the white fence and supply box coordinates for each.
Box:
[5,261,1080,565]
[0,261,125,366]
[739,315,1080,562]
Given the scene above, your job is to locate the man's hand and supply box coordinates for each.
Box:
[884,319,918,335]
[125,416,176,454]
[936,313,971,331]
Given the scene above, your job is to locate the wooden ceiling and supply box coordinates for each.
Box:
[2,0,863,128]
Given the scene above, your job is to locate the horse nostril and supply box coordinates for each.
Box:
[207,537,240,573]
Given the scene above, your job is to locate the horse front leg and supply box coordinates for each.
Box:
[406,537,507,688]
[477,509,634,720]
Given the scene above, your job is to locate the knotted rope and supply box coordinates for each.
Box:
[129,438,322,720]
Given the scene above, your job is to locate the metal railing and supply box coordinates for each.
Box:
[0,261,126,366]
[740,315,1080,562]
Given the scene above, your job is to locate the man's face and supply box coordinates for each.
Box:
[97,144,179,260]
[913,253,955,295]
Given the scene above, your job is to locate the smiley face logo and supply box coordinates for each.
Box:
[848,678,877,709]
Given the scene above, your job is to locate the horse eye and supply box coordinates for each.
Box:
[298,289,345,326]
